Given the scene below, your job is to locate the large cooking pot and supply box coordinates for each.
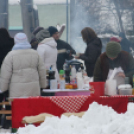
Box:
[65,60,84,72]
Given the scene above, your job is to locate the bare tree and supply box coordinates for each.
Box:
[70,0,134,46]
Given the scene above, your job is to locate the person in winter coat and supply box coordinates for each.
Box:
[36,29,59,80]
[94,42,134,85]
[48,26,76,71]
[119,32,132,53]
[75,27,102,77]
[0,33,46,97]
[0,28,14,128]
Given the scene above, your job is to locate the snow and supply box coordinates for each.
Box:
[17,102,134,134]
[0,129,12,134]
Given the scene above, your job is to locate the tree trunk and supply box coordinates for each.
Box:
[20,0,39,41]
[113,0,125,33]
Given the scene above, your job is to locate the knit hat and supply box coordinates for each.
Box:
[14,33,29,44]
[14,33,28,44]
[106,42,121,58]
[13,33,31,50]
[110,37,120,43]
[36,29,50,43]
[48,26,58,36]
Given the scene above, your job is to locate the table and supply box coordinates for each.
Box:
[43,89,90,96]
[11,95,132,128]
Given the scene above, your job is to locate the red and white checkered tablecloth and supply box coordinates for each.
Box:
[50,96,89,112]
[12,95,130,128]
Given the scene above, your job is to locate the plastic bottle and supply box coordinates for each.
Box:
[59,70,65,89]
[46,66,53,89]
[45,66,50,89]
[71,65,76,79]
[70,66,77,89]
[76,68,84,89]
[49,70,57,90]
[63,63,71,83]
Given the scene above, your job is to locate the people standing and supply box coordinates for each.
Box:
[0,33,46,97]
[48,26,76,71]
[75,27,102,77]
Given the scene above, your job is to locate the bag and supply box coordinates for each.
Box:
[105,67,125,95]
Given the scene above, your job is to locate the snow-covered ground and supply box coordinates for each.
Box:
[0,128,12,134]
[17,102,134,134]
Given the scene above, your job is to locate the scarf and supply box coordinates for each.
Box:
[12,42,31,50]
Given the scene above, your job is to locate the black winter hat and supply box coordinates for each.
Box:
[48,26,58,36]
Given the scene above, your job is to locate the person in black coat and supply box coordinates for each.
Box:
[0,28,14,67]
[56,39,76,71]
[119,32,132,53]
[48,26,76,71]
[0,28,14,128]
[75,27,102,77]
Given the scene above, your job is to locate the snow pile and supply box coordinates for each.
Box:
[17,102,134,134]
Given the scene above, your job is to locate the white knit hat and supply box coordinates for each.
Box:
[13,33,31,50]
[14,33,28,44]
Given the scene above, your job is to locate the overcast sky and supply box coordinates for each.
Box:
[9,0,68,5]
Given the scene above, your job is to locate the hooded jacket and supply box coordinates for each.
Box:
[37,37,59,80]
[0,33,46,97]
[79,37,102,77]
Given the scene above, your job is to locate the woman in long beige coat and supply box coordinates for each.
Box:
[0,33,46,98]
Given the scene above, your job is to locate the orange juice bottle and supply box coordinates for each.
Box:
[65,84,69,89]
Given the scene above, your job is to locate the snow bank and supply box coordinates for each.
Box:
[17,102,134,134]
